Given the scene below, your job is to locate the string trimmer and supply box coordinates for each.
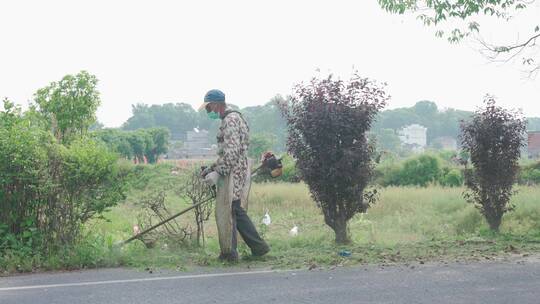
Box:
[119,152,283,247]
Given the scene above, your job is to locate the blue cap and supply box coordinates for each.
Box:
[204,89,225,102]
[199,89,226,111]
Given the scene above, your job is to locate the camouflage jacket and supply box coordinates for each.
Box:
[212,110,249,201]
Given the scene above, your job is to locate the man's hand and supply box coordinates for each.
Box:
[200,166,213,178]
[204,171,219,187]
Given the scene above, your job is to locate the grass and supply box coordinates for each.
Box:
[75,183,540,271]
[2,168,540,274]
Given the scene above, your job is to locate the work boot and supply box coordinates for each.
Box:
[251,244,270,257]
[218,251,239,263]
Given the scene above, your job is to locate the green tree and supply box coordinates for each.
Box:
[375,128,402,152]
[128,132,146,162]
[435,109,472,139]
[373,101,473,146]
[90,121,104,130]
[123,103,198,140]
[147,128,170,162]
[123,104,156,129]
[243,95,288,152]
[33,71,101,143]
[413,100,438,119]
[93,128,169,163]
[373,107,419,131]
[249,133,274,159]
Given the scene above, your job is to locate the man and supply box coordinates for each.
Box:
[200,89,269,262]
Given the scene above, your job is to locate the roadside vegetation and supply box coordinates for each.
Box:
[2,71,540,276]
[2,161,539,274]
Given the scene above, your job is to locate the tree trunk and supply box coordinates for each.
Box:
[333,218,351,244]
[486,213,502,232]
[482,202,503,232]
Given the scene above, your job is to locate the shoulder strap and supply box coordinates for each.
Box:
[223,110,250,132]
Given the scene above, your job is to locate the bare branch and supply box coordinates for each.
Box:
[492,33,540,53]
[476,32,540,78]
[527,64,540,78]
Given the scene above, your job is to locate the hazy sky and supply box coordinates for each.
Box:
[1,0,539,127]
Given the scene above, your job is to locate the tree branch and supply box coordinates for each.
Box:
[492,33,540,53]
[476,32,540,78]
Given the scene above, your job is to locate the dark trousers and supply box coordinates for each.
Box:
[231,200,269,256]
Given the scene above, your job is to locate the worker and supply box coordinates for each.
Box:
[200,89,270,262]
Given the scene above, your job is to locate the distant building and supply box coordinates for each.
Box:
[399,124,427,153]
[167,129,217,159]
[528,131,540,159]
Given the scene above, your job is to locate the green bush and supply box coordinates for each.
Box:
[60,139,129,223]
[279,155,300,182]
[248,133,275,159]
[373,162,403,186]
[373,153,465,187]
[399,154,442,186]
[0,101,53,253]
[439,168,464,187]
[375,154,442,187]
[519,161,540,185]
[1,100,128,257]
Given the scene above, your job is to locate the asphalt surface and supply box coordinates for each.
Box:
[1,257,539,304]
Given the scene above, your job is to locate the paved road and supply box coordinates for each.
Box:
[1,257,539,304]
